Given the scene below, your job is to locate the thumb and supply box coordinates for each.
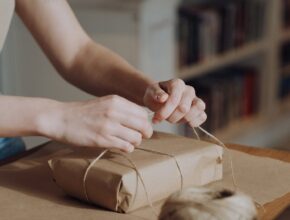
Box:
[151,83,169,103]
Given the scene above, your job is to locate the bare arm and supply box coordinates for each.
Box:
[0,96,61,137]
[0,0,206,152]
[2,1,154,151]
[16,0,153,105]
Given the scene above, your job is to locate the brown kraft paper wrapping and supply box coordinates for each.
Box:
[48,132,223,213]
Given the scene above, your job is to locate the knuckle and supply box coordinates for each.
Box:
[93,136,106,148]
[178,104,189,114]
[95,141,105,148]
[169,79,177,86]
[104,108,115,118]
[108,95,120,105]
[169,79,177,87]
[170,95,179,106]
[172,78,185,87]
[198,99,206,110]
[188,86,196,96]
[201,112,207,121]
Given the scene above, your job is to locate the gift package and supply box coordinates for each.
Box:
[48,132,223,213]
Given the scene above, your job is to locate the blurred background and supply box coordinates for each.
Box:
[0,0,289,150]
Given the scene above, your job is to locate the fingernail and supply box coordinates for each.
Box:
[147,127,154,138]
[156,93,168,102]
[156,93,163,100]
[152,118,160,124]
[127,145,134,153]
[197,101,205,110]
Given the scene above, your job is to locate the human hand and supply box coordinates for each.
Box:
[37,95,153,152]
[143,79,206,127]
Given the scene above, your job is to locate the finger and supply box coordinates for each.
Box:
[189,112,207,128]
[167,86,195,123]
[149,83,169,103]
[194,97,206,111]
[105,135,135,153]
[121,98,149,119]
[184,104,203,123]
[154,79,185,122]
[115,111,153,139]
[106,95,149,119]
[112,124,143,147]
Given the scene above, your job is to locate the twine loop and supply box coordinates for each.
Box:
[82,126,264,216]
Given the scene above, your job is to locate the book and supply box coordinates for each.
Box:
[177,1,266,67]
[184,65,259,134]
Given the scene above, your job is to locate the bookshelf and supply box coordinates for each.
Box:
[176,0,290,147]
[179,41,266,79]
[280,29,290,43]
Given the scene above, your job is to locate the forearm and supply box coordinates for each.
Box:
[16,0,154,106]
[65,40,154,106]
[0,95,62,137]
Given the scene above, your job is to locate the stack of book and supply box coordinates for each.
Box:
[283,0,290,29]
[185,66,259,135]
[280,42,290,99]
[280,77,290,99]
[178,0,265,67]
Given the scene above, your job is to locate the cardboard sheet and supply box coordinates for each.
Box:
[211,149,290,205]
[0,132,290,220]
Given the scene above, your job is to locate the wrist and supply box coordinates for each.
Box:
[139,77,156,106]
[35,99,67,140]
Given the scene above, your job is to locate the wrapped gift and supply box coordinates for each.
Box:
[48,132,223,213]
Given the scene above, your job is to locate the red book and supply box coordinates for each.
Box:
[243,70,256,116]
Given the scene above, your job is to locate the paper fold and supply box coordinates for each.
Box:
[49,132,223,213]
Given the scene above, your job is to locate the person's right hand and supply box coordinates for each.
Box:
[37,95,153,153]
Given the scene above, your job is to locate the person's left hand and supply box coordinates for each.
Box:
[143,79,207,127]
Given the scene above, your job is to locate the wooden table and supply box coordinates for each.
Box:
[1,142,290,220]
[228,144,290,220]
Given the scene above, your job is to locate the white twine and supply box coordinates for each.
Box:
[194,126,265,212]
[82,147,185,217]
[82,115,263,218]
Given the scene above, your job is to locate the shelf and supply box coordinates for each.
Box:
[213,98,290,146]
[214,115,264,141]
[279,95,290,111]
[281,64,290,76]
[280,29,290,43]
[178,41,266,80]
[176,0,289,147]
